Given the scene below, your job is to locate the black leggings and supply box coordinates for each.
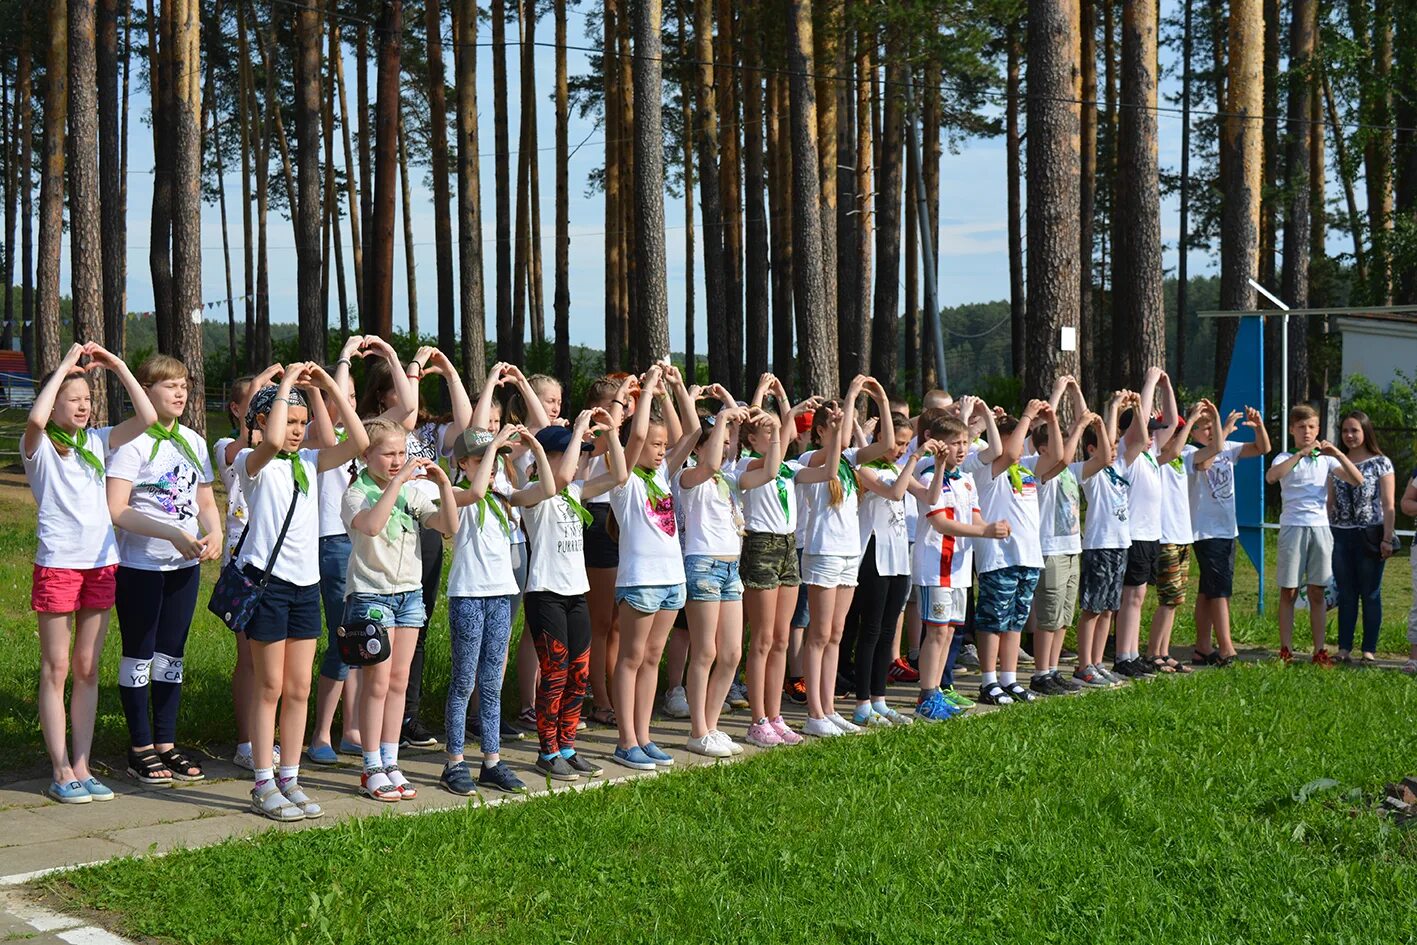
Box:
[523,591,592,755]
[114,565,201,748]
[848,540,911,700]
[403,526,445,724]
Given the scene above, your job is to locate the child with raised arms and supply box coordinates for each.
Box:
[27,343,156,802]
[1073,392,1131,688]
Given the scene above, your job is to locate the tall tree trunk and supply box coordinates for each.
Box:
[1309,29,1327,396]
[323,18,344,339]
[1025,0,1083,401]
[716,0,743,390]
[6,16,33,353]
[35,0,68,381]
[453,0,487,378]
[148,0,174,350]
[618,5,635,367]
[1006,22,1026,380]
[1259,0,1279,288]
[98,0,124,412]
[834,12,859,384]
[768,67,794,380]
[398,106,419,339]
[1114,0,1165,380]
[633,0,671,359]
[238,0,255,368]
[1395,5,1417,304]
[604,0,623,371]
[2,54,13,348]
[357,23,372,262]
[871,43,902,385]
[1078,0,1098,398]
[553,0,571,379]
[527,45,546,347]
[169,0,204,430]
[216,102,239,369]
[693,0,729,385]
[1103,0,1121,386]
[742,14,770,383]
[1363,0,1394,304]
[511,0,532,356]
[921,58,941,392]
[1216,0,1264,389]
[425,0,456,355]
[1176,0,1191,388]
[334,19,364,321]
[815,0,841,389]
[679,0,696,379]
[853,27,873,375]
[788,0,835,395]
[73,0,109,416]
[255,23,272,367]
[1280,0,1315,401]
[492,0,514,359]
[903,149,919,397]
[1323,72,1367,289]
[364,0,402,341]
[294,0,325,362]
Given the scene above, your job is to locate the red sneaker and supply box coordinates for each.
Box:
[1279,646,1292,664]
[1311,649,1334,668]
[887,658,920,683]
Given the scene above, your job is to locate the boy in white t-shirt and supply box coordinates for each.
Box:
[1188,400,1270,665]
[961,396,1058,706]
[909,410,1010,721]
[1074,393,1131,688]
[1266,404,1362,663]
[1112,367,1165,679]
[1146,395,1205,673]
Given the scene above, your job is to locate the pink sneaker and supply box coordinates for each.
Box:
[769,716,804,746]
[744,718,783,748]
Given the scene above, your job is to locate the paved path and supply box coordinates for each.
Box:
[1,647,1403,943]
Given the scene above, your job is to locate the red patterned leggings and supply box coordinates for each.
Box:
[524,591,592,755]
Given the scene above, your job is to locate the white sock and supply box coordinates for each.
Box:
[254,766,273,785]
[380,742,398,769]
[871,698,889,714]
[277,765,299,784]
[237,741,252,757]
[982,671,998,686]
[1000,671,1016,686]
[363,751,382,773]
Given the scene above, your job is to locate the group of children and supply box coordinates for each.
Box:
[29,340,1407,820]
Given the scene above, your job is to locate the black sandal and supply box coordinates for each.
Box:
[1163,654,1193,674]
[127,749,173,786]
[1150,656,1177,674]
[1191,649,1220,667]
[157,747,205,783]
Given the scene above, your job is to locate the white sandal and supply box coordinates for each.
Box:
[251,780,305,822]
[279,779,323,819]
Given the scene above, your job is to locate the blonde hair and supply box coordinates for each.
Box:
[527,374,561,396]
[362,417,406,451]
[136,354,188,387]
[1288,404,1318,424]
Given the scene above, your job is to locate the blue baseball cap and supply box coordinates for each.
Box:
[535,425,593,454]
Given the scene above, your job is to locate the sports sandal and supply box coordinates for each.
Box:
[1163,654,1193,674]
[157,747,205,782]
[126,749,173,786]
[384,765,417,800]
[1149,656,1177,674]
[588,706,617,726]
[251,780,305,822]
[278,780,324,818]
[361,769,401,802]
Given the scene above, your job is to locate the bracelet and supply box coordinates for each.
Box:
[337,357,351,367]
[407,362,423,376]
[614,399,629,409]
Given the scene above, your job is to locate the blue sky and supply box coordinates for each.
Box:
[47,1,1356,354]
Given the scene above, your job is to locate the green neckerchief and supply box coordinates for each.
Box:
[46,423,104,478]
[713,468,732,503]
[335,427,348,444]
[1006,462,1030,494]
[941,466,963,481]
[146,420,202,469]
[836,457,857,498]
[1103,465,1131,490]
[277,450,310,495]
[477,491,511,534]
[353,470,415,540]
[1167,456,1183,472]
[1142,451,1158,468]
[559,488,593,528]
[747,451,794,519]
[633,465,668,503]
[864,458,897,471]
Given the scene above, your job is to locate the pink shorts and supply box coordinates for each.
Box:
[32,564,119,613]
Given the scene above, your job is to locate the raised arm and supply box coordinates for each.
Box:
[1081,413,1115,479]
[24,344,87,457]
[245,363,310,478]
[738,414,786,491]
[681,406,746,489]
[556,410,599,488]
[363,336,417,427]
[991,399,1044,478]
[1265,448,1309,484]
[854,377,895,465]
[505,364,552,431]
[1323,441,1364,487]
[1124,367,1162,460]
[859,444,927,501]
[507,430,560,507]
[1238,406,1271,459]
[418,462,460,537]
[622,365,664,471]
[1159,400,1205,465]
[583,409,629,500]
[1191,401,1236,468]
[350,459,426,537]
[417,346,474,451]
[794,404,847,485]
[313,365,371,473]
[1153,372,1181,448]
[1033,406,1068,482]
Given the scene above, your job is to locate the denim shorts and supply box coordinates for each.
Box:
[616,583,688,614]
[343,590,427,630]
[800,553,861,588]
[684,555,744,603]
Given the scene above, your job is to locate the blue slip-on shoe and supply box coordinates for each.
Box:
[306,743,340,766]
[82,777,114,801]
[611,746,658,771]
[337,739,363,756]
[640,742,675,767]
[48,780,91,804]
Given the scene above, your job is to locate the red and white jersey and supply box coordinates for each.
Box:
[912,469,979,588]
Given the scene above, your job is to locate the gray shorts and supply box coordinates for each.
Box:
[1277,524,1333,589]
[1079,548,1127,615]
[1034,553,1080,630]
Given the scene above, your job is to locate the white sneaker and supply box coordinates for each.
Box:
[827,712,861,734]
[857,711,892,728]
[234,744,281,770]
[1018,648,1034,665]
[662,686,691,719]
[877,705,913,726]
[960,644,980,669]
[711,730,744,755]
[686,733,733,758]
[803,716,841,738]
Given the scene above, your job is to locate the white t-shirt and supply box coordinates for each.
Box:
[1037,460,1082,557]
[1159,451,1194,546]
[106,424,214,571]
[523,481,591,596]
[912,469,979,588]
[1272,451,1339,526]
[340,476,442,595]
[900,452,926,541]
[493,463,527,545]
[609,464,687,587]
[674,466,742,558]
[735,455,798,535]
[447,493,520,597]
[858,464,910,576]
[318,428,360,538]
[1080,457,1133,551]
[796,448,862,558]
[234,448,321,586]
[22,430,120,569]
[213,436,248,563]
[1127,449,1163,541]
[1188,441,1245,540]
[963,453,1043,573]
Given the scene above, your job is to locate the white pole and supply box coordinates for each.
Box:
[1250,278,1291,453]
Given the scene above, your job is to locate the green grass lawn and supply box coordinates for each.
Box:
[1,476,1415,778]
[44,664,1417,944]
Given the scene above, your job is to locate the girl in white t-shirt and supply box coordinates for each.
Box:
[520,409,625,781]
[343,417,458,802]
[609,365,701,770]
[238,365,368,822]
[440,424,553,796]
[106,354,223,788]
[25,343,155,803]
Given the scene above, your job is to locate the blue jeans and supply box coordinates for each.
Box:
[318,535,353,681]
[1331,527,1385,654]
[445,596,515,757]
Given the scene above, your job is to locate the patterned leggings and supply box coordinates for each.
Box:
[523,591,591,755]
